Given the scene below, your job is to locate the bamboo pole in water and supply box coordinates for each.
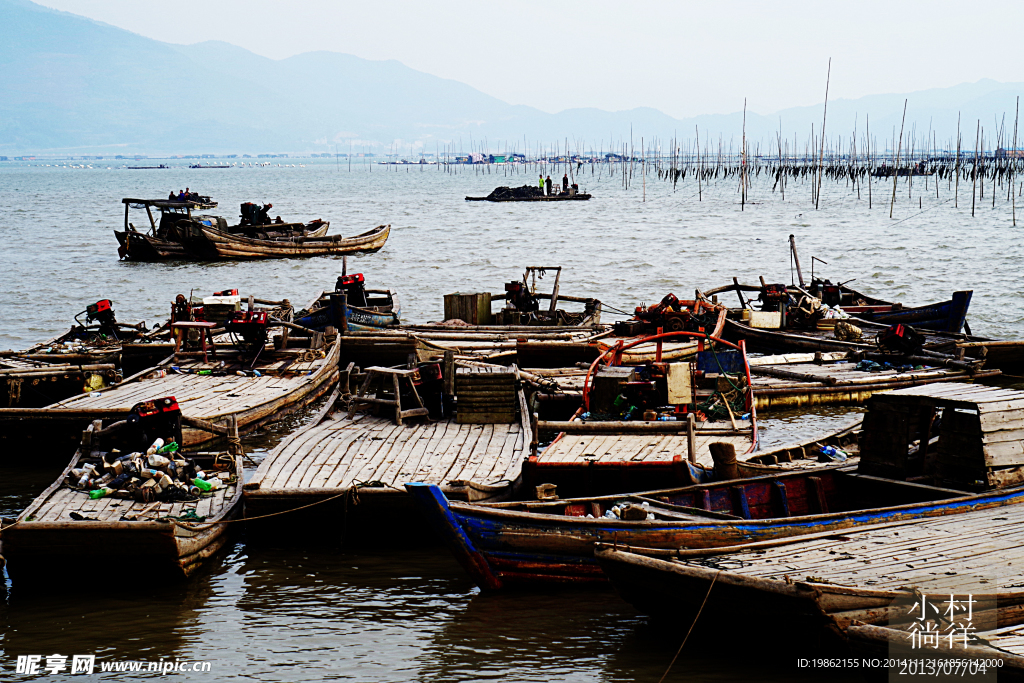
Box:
[741,99,747,211]
[815,59,831,210]
[955,113,961,208]
[1014,97,1019,226]
[972,120,980,217]
[890,100,907,218]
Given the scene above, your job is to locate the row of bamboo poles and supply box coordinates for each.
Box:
[350,98,1024,223]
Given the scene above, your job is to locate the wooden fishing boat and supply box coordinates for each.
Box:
[292,271,401,332]
[244,363,532,542]
[595,495,1024,639]
[707,280,973,334]
[407,419,864,590]
[0,299,156,407]
[0,356,118,408]
[197,223,389,260]
[465,194,592,202]
[115,197,335,261]
[0,403,243,581]
[520,332,759,497]
[465,185,591,202]
[414,382,1024,590]
[748,351,1001,411]
[335,266,607,367]
[0,296,340,451]
[722,314,1003,377]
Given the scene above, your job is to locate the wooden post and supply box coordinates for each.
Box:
[733,277,748,309]
[548,267,561,313]
[686,412,696,464]
[443,350,455,397]
[789,234,806,287]
[710,442,738,480]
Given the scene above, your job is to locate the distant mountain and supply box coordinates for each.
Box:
[1,0,1022,154]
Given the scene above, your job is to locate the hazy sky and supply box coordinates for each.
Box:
[37,0,1024,118]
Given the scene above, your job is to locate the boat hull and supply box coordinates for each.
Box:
[199,224,390,259]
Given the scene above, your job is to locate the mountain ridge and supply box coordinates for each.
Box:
[2,0,1023,154]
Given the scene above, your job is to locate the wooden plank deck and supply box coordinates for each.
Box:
[247,413,525,496]
[0,339,340,447]
[28,483,237,523]
[536,421,753,469]
[675,498,1024,593]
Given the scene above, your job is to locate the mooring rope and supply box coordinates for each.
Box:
[657,570,721,683]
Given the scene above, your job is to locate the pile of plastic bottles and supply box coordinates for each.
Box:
[68,438,233,503]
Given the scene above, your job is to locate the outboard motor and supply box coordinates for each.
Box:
[226,309,270,365]
[505,281,539,312]
[878,324,925,355]
[336,273,368,308]
[75,299,119,338]
[121,396,183,452]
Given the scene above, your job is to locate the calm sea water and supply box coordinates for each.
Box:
[0,159,1019,681]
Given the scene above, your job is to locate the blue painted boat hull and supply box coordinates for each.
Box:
[407,476,1024,590]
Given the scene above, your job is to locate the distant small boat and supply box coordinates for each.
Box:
[189,164,230,169]
[466,184,591,202]
[126,164,169,170]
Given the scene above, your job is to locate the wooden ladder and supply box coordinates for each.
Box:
[348,365,430,425]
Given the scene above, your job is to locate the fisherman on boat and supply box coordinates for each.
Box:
[562,174,569,193]
[539,174,545,195]
[257,203,273,225]
[545,175,552,196]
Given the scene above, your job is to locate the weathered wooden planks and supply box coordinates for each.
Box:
[247,415,525,498]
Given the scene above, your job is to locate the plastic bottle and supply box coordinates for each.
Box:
[193,477,213,492]
[89,488,111,500]
[140,467,161,479]
[148,454,170,468]
[146,438,165,456]
[157,441,179,455]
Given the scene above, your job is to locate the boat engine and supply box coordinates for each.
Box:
[504,280,539,313]
[123,396,183,452]
[759,284,790,312]
[226,309,270,365]
[75,299,119,338]
[878,323,925,355]
[817,280,843,307]
[630,293,693,332]
[336,272,368,308]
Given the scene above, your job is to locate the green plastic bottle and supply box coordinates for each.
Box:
[193,477,212,492]
[89,488,110,500]
[158,441,179,455]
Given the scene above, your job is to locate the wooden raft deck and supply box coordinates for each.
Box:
[25,479,237,524]
[536,424,753,470]
[245,413,527,503]
[749,352,1001,410]
[676,499,1024,592]
[0,340,340,448]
